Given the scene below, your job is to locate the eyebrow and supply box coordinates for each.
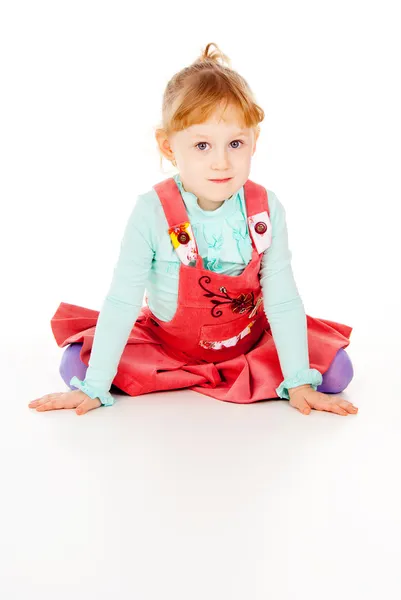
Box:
[191,130,248,139]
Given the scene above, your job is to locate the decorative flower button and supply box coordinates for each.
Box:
[168,222,198,265]
[255,221,267,234]
[177,232,190,244]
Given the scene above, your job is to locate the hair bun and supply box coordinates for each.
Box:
[197,42,232,68]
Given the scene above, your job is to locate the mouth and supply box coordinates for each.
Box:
[209,177,233,183]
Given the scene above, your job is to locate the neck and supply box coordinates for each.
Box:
[179,175,226,211]
[197,197,225,211]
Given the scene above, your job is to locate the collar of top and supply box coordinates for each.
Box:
[173,173,243,220]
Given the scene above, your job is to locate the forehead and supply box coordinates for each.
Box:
[186,115,249,138]
[187,127,249,139]
[195,105,246,129]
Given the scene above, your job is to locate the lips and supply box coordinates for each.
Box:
[209,177,232,182]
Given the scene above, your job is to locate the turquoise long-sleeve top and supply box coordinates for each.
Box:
[70,173,323,406]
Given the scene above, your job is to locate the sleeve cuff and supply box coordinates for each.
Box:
[69,376,115,407]
[275,368,323,400]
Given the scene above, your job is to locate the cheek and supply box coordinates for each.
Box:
[185,165,205,181]
[235,146,252,160]
[234,153,252,169]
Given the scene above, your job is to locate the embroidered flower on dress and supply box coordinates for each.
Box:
[231,293,254,314]
[198,276,260,318]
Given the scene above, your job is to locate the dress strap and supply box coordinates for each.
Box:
[243,179,270,216]
[243,179,272,254]
[153,177,189,227]
[153,177,199,266]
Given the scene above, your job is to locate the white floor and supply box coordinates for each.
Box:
[2,0,400,596]
[1,322,400,600]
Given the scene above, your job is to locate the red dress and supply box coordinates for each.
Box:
[50,178,352,403]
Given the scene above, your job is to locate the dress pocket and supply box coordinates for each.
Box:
[199,316,257,350]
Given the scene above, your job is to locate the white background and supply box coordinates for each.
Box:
[1,1,400,598]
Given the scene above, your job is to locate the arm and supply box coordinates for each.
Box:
[259,191,323,400]
[70,195,155,405]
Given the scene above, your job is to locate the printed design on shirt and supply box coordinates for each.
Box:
[231,224,253,264]
[168,222,198,266]
[203,225,224,272]
[199,320,256,350]
[198,275,262,318]
[166,261,180,276]
[224,212,253,266]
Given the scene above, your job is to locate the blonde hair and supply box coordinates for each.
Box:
[155,42,265,170]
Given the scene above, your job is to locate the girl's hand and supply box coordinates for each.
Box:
[288,384,358,416]
[28,390,101,415]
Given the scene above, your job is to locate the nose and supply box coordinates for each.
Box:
[211,148,231,170]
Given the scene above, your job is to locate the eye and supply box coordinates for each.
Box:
[195,140,244,151]
[230,140,244,149]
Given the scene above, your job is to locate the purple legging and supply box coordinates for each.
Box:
[59,343,354,396]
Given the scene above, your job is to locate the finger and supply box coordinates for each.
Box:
[36,393,82,411]
[36,399,64,412]
[311,393,351,416]
[328,404,349,416]
[76,397,101,415]
[306,401,348,416]
[338,400,358,413]
[58,393,82,410]
[29,393,62,408]
[29,394,53,407]
[292,399,311,415]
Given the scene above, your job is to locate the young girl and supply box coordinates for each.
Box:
[29,43,358,418]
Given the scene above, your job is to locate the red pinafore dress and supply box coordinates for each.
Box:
[50,177,352,403]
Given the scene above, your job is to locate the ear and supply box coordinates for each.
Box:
[155,129,175,162]
[252,127,260,155]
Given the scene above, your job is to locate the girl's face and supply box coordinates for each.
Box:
[162,103,259,211]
